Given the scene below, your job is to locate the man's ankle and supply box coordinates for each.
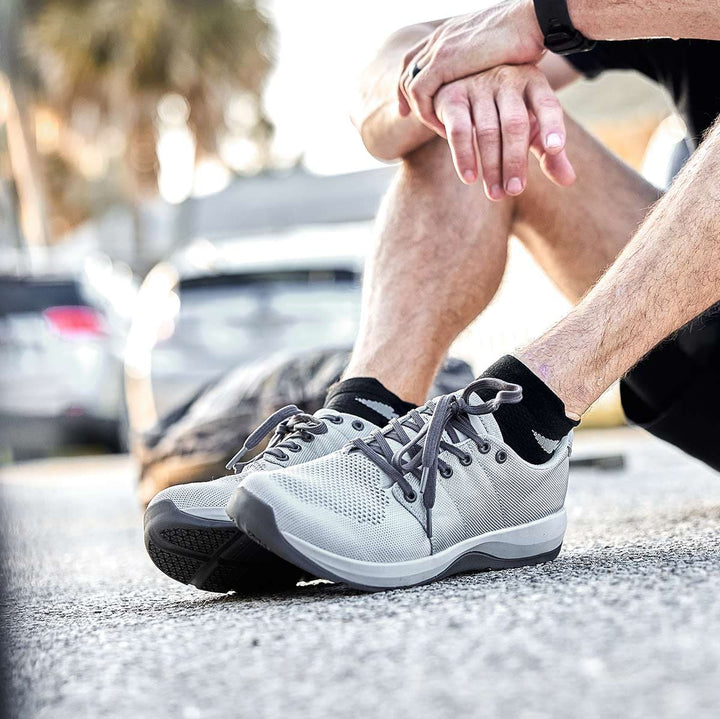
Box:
[479,355,579,464]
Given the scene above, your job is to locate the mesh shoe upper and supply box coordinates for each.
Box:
[243,451,432,562]
[240,381,571,563]
[147,408,375,517]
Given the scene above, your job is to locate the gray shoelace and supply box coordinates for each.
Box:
[352,378,522,539]
[226,405,330,472]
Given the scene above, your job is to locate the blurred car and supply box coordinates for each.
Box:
[0,267,133,460]
[124,222,371,438]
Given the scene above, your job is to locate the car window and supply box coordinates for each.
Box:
[177,271,360,321]
[178,269,356,291]
[0,279,84,316]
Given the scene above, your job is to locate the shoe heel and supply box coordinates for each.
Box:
[476,509,567,561]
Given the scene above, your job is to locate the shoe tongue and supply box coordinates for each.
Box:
[373,392,505,454]
[465,391,504,442]
[362,408,425,456]
[315,407,343,422]
[261,408,374,469]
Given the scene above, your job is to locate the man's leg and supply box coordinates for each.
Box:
[517,118,720,419]
[342,136,513,405]
[513,119,662,303]
[230,118,660,584]
[341,115,659,407]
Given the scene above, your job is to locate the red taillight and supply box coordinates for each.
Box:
[43,306,105,337]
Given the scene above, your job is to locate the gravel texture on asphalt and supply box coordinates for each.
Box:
[2,429,720,719]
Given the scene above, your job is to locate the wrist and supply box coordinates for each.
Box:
[566,0,595,39]
[517,0,546,51]
[531,0,596,55]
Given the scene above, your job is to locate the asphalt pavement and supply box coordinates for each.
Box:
[2,429,720,719]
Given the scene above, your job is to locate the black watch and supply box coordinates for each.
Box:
[532,0,596,55]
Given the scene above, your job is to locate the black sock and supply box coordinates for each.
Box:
[325,377,417,427]
[479,355,578,464]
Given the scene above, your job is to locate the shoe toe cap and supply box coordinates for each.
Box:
[147,474,241,518]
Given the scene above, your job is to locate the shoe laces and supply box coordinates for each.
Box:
[351,378,521,538]
[226,405,330,472]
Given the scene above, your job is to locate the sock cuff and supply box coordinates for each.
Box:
[325,377,417,426]
[481,355,579,435]
[326,377,413,407]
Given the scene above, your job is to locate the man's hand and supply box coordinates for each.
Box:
[399,1,545,133]
[433,65,575,200]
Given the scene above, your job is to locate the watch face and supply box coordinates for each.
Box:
[545,30,574,46]
[545,29,595,55]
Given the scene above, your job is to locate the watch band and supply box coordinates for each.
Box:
[532,0,596,56]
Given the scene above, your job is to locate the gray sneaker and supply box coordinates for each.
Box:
[144,406,375,592]
[227,379,571,591]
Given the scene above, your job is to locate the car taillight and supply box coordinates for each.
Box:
[43,306,106,337]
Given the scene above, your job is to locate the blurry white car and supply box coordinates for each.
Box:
[124,222,371,436]
[0,266,133,459]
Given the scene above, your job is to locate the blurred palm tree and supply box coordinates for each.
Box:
[8,0,274,256]
[1,0,51,252]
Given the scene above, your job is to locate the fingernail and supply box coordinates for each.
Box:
[490,184,503,200]
[506,177,523,195]
[546,132,563,149]
[463,170,476,183]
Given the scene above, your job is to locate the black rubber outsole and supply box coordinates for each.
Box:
[229,487,562,593]
[144,499,304,593]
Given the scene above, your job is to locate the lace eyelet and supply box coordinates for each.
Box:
[440,467,453,478]
[480,442,491,454]
[287,443,302,453]
[277,451,289,461]
[301,434,314,443]
[327,415,343,424]
[460,454,472,466]
[352,420,365,431]
[495,450,507,464]
[404,490,417,503]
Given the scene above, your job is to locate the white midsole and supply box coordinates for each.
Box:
[183,506,234,522]
[282,509,567,588]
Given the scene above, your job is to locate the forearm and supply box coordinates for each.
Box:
[571,0,720,40]
[352,23,438,161]
[519,117,720,417]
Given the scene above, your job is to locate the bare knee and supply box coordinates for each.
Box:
[390,136,523,240]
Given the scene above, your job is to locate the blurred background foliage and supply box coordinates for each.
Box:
[1,0,274,246]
